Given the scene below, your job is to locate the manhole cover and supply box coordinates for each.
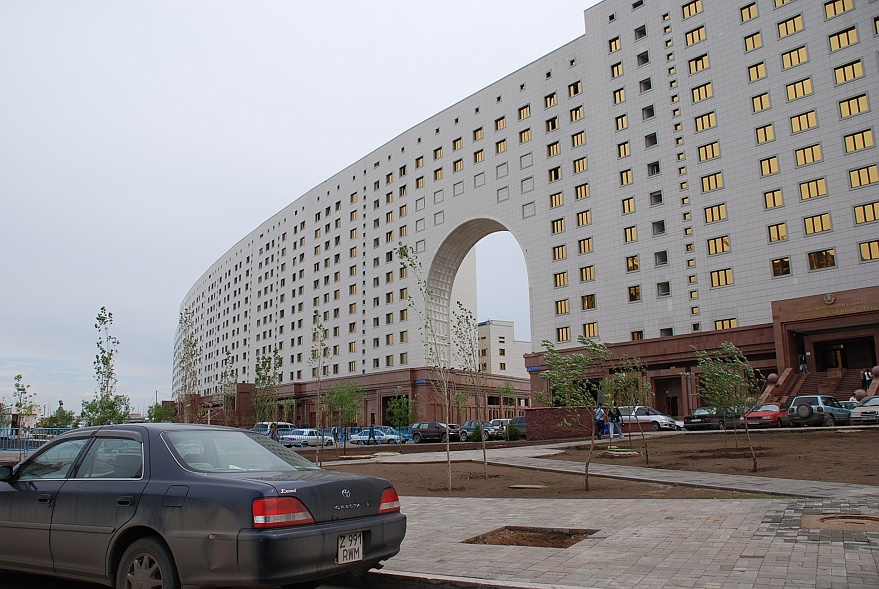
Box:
[464,526,598,548]
[801,514,879,531]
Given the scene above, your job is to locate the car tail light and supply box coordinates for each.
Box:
[253,497,315,528]
[377,487,401,514]
[817,406,824,413]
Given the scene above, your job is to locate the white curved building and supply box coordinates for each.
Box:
[180,0,879,421]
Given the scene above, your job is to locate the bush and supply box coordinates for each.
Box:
[471,424,484,442]
[505,424,522,441]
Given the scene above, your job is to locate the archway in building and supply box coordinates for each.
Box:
[426,218,531,364]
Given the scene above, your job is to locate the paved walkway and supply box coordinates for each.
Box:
[328,438,879,589]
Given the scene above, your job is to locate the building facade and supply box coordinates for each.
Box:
[179,0,879,421]
[478,320,531,377]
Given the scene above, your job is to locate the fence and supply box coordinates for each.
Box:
[0,428,72,457]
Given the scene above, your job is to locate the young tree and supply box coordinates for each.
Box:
[82,307,131,425]
[310,312,331,466]
[691,342,766,472]
[397,243,456,491]
[603,356,653,464]
[173,307,200,423]
[386,390,417,429]
[12,373,37,427]
[219,349,238,426]
[40,400,78,429]
[323,382,365,453]
[253,347,282,425]
[146,402,176,423]
[538,336,611,490]
[451,301,490,477]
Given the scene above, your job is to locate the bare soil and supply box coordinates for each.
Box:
[318,427,879,499]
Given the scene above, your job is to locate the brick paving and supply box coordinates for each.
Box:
[330,440,879,589]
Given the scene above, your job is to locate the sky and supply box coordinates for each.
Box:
[0,0,597,416]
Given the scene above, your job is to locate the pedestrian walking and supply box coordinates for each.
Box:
[799,355,809,374]
[608,401,624,440]
[594,403,606,440]
[863,368,873,390]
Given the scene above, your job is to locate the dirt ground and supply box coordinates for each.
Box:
[317,427,879,499]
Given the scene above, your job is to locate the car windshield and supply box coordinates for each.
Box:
[693,408,714,416]
[753,404,780,412]
[863,398,879,407]
[164,430,319,473]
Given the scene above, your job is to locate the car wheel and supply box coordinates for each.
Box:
[717,420,726,431]
[460,431,468,442]
[823,413,835,427]
[116,537,179,589]
[413,433,422,443]
[650,421,660,432]
[776,419,783,428]
[796,404,813,419]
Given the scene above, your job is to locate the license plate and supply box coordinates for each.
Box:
[338,532,363,564]
[690,418,702,423]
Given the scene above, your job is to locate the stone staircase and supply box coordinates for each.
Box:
[772,368,864,405]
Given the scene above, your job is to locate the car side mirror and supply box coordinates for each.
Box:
[0,465,13,482]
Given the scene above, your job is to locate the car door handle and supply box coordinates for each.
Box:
[117,495,134,507]
[37,493,53,504]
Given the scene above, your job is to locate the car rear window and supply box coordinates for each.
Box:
[794,396,818,405]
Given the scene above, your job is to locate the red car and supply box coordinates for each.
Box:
[741,403,788,428]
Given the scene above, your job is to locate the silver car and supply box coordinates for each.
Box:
[619,405,682,431]
[850,396,879,425]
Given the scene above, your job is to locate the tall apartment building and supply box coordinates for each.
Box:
[478,321,531,377]
[179,0,878,422]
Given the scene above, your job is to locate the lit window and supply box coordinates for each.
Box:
[573,157,588,173]
[578,237,593,254]
[839,94,869,118]
[744,32,762,52]
[453,159,463,172]
[691,82,713,103]
[453,137,463,151]
[611,62,624,78]
[495,116,506,131]
[794,144,822,166]
[740,3,758,23]
[433,146,443,160]
[583,322,599,338]
[756,124,775,144]
[786,78,813,101]
[518,104,531,120]
[626,255,640,271]
[571,131,586,148]
[555,299,570,315]
[715,318,738,330]
[496,139,507,154]
[704,203,727,222]
[834,60,864,84]
[688,54,710,74]
[614,87,626,104]
[850,165,879,188]
[580,265,595,281]
[616,114,628,130]
[557,326,571,342]
[551,218,565,234]
[552,245,567,260]
[859,240,879,262]
[701,172,724,192]
[568,81,583,97]
[781,46,808,69]
[554,271,568,287]
[519,128,532,143]
[707,235,731,254]
[748,62,767,81]
[618,142,630,158]
[799,178,827,199]
[473,149,484,163]
[760,156,779,176]
[764,189,783,208]
[777,15,804,39]
[620,169,633,185]
[685,25,706,46]
[854,201,879,224]
[624,226,638,243]
[752,92,771,112]
[473,127,484,141]
[695,111,716,132]
[843,130,874,153]
[698,141,720,161]
[546,116,559,132]
[577,210,592,226]
[570,106,584,122]
[609,36,621,52]
[550,192,564,207]
[622,196,635,214]
[710,268,734,287]
[575,183,590,199]
[768,223,787,242]
[804,213,831,234]
[547,142,561,157]
[549,167,562,182]
[824,0,854,19]
[682,0,703,19]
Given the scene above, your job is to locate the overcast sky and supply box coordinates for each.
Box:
[0,0,597,416]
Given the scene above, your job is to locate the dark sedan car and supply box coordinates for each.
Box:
[683,407,742,431]
[410,421,460,443]
[0,423,406,589]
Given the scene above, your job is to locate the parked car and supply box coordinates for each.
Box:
[740,403,789,428]
[459,420,501,442]
[252,421,295,432]
[508,415,527,439]
[619,405,681,431]
[490,418,511,433]
[850,396,879,425]
[410,422,460,443]
[0,423,405,589]
[683,407,743,431]
[279,428,336,447]
[349,426,403,445]
[788,395,852,427]
[840,400,860,411]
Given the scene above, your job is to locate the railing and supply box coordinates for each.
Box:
[0,428,72,457]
